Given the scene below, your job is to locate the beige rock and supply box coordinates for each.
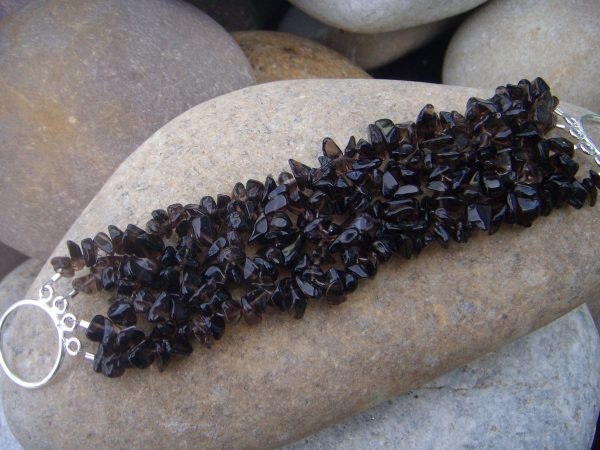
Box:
[279,6,450,70]
[443,0,600,113]
[288,0,487,33]
[0,0,255,260]
[233,31,371,83]
[3,80,600,450]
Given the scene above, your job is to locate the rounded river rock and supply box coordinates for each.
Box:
[233,31,370,83]
[279,6,450,70]
[288,0,486,33]
[0,0,255,260]
[3,79,600,449]
[443,0,600,113]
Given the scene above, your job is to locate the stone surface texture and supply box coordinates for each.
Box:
[0,0,255,260]
[233,31,370,83]
[443,0,600,113]
[279,7,450,70]
[0,259,43,314]
[0,0,29,19]
[286,305,600,450]
[3,80,600,450]
[288,0,486,33]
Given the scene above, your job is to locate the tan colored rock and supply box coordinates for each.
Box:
[233,31,370,83]
[0,0,255,260]
[279,6,451,70]
[443,0,600,113]
[3,80,600,450]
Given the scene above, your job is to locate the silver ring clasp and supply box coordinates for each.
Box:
[555,108,600,167]
[0,273,92,389]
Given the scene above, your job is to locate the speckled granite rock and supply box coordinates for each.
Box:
[288,0,486,33]
[233,31,370,83]
[3,80,600,450]
[0,0,255,260]
[286,305,600,449]
[443,0,600,113]
[279,7,450,70]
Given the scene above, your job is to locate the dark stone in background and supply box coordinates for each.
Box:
[188,0,289,31]
[0,242,27,283]
[369,19,464,83]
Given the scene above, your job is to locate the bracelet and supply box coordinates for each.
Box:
[1,77,599,388]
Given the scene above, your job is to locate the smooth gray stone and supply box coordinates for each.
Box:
[288,0,487,33]
[279,6,450,70]
[443,0,600,113]
[286,305,600,450]
[0,0,255,260]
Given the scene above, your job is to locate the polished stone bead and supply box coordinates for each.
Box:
[94,232,114,255]
[100,265,118,290]
[66,240,85,271]
[116,326,145,352]
[93,344,125,378]
[81,238,97,267]
[108,225,124,254]
[72,273,99,294]
[265,194,288,215]
[148,293,174,323]
[127,339,156,369]
[108,301,137,326]
[50,256,74,278]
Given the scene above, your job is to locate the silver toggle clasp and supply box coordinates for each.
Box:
[0,273,93,389]
[555,108,600,167]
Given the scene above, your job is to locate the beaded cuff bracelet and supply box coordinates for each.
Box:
[1,78,599,388]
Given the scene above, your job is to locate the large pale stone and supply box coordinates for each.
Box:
[288,0,487,33]
[443,0,600,113]
[0,0,255,260]
[286,305,600,449]
[2,80,600,450]
[279,6,450,70]
[233,31,370,83]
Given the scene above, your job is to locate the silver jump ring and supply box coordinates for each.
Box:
[64,337,81,356]
[555,109,600,168]
[0,300,65,389]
